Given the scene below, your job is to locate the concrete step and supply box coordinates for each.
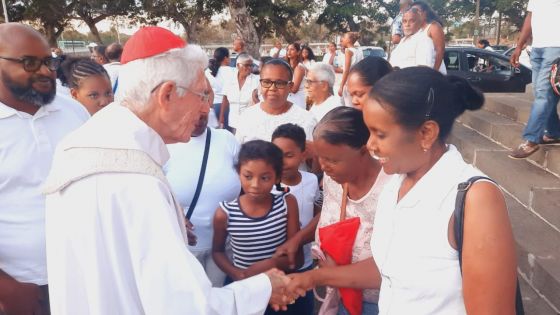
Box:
[459,109,560,177]
[450,123,560,230]
[484,93,533,124]
[507,194,560,313]
[450,123,560,312]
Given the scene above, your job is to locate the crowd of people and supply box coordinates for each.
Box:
[4,0,557,314]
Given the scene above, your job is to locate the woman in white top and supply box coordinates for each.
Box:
[165,108,241,288]
[364,67,517,314]
[286,43,307,109]
[301,45,316,71]
[220,53,260,132]
[206,47,235,128]
[235,59,317,144]
[338,32,363,98]
[305,62,342,122]
[347,57,392,111]
[411,1,446,73]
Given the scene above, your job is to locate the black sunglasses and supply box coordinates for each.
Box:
[0,56,61,72]
[260,79,290,89]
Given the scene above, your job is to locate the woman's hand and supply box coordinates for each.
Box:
[286,271,315,299]
[318,253,338,269]
[338,87,343,97]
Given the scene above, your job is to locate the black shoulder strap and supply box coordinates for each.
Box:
[454,176,524,315]
[186,128,211,220]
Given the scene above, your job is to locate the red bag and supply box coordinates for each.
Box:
[317,184,363,315]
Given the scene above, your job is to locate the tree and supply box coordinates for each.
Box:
[21,0,77,47]
[227,0,260,56]
[141,0,225,43]
[73,0,137,44]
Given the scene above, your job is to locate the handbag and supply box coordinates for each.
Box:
[314,183,363,315]
[454,176,524,315]
[185,127,211,220]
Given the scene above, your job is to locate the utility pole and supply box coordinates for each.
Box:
[474,0,480,42]
[2,0,9,23]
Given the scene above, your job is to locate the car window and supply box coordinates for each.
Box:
[363,49,385,58]
[444,51,460,70]
[466,53,512,75]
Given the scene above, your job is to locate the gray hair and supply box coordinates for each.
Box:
[309,62,335,89]
[236,53,253,65]
[115,44,208,111]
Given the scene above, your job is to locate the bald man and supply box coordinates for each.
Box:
[230,38,246,67]
[104,42,123,90]
[0,23,89,314]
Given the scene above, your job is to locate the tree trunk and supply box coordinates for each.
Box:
[227,0,260,58]
[82,18,103,44]
[180,19,200,44]
[496,11,502,45]
[43,24,59,47]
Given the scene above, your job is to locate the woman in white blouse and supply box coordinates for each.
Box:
[219,53,260,133]
[206,47,234,128]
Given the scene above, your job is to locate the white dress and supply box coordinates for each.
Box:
[371,145,490,314]
[223,72,260,129]
[287,63,307,109]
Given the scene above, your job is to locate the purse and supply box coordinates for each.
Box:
[314,183,363,315]
[454,176,524,315]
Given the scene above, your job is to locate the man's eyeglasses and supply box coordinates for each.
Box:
[239,63,254,68]
[260,79,290,89]
[151,81,210,104]
[304,79,323,86]
[0,56,61,72]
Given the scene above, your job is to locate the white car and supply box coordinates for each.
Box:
[504,46,532,69]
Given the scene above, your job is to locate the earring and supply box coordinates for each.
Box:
[423,148,428,153]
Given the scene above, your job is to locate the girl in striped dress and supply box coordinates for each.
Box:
[212,140,302,285]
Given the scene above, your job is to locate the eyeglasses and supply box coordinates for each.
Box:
[260,79,290,89]
[151,81,211,104]
[0,56,61,72]
[239,63,254,68]
[304,79,323,86]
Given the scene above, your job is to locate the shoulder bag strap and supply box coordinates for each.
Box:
[454,176,524,315]
[186,128,212,220]
[339,183,349,222]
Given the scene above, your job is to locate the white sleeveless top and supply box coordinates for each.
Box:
[288,63,307,109]
[371,145,490,315]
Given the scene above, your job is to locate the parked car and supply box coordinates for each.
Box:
[444,47,532,93]
[490,45,509,53]
[359,46,387,59]
[448,38,475,47]
[504,46,532,69]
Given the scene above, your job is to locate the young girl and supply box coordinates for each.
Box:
[338,32,364,103]
[285,43,307,109]
[61,58,114,116]
[212,140,302,284]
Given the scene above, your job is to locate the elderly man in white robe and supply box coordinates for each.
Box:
[389,8,447,74]
[43,26,291,315]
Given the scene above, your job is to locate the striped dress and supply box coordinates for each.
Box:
[220,193,288,269]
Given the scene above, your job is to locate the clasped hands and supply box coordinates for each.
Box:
[264,268,312,311]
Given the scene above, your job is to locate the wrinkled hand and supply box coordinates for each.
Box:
[265,268,292,311]
[185,219,197,246]
[510,47,522,67]
[0,280,45,315]
[273,235,301,270]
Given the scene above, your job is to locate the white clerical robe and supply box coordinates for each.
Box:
[44,104,271,315]
[390,30,446,74]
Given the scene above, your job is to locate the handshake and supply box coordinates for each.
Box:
[264,268,316,311]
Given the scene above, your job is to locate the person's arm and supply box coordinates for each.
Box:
[220,96,229,129]
[510,12,532,67]
[338,49,353,96]
[212,206,247,281]
[0,270,44,315]
[273,211,320,269]
[285,257,381,299]
[290,66,305,94]
[430,23,446,70]
[460,182,517,314]
[245,194,303,276]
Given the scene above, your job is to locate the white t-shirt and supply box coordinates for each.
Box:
[0,94,89,284]
[224,72,260,129]
[344,47,364,71]
[309,95,342,122]
[165,128,241,251]
[235,102,317,144]
[269,47,286,58]
[322,51,340,67]
[390,30,447,74]
[103,62,121,89]
[528,0,560,48]
[206,66,236,105]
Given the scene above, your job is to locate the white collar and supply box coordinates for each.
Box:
[60,103,169,166]
[0,99,61,120]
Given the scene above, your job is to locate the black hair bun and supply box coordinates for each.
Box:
[447,75,484,111]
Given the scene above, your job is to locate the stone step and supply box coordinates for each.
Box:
[459,109,560,177]
[450,123,560,312]
[507,194,560,313]
[484,93,533,124]
[450,124,560,230]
